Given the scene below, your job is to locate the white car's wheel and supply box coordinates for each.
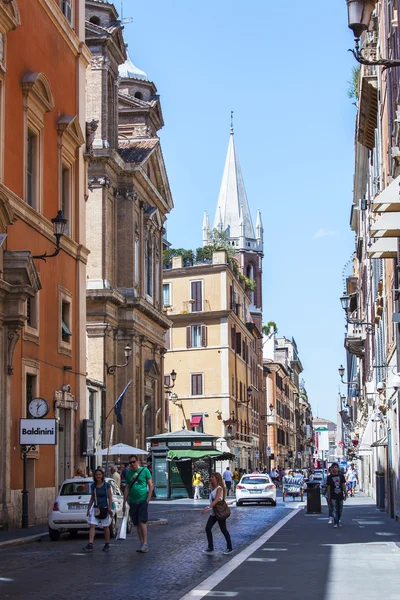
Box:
[48,527,60,541]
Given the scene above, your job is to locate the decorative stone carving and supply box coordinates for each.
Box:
[115,188,138,201]
[85,119,99,155]
[91,56,111,70]
[6,330,19,375]
[88,176,111,189]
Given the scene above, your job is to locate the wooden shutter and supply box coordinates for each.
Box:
[191,373,203,395]
[229,285,233,309]
[186,326,192,348]
[191,281,202,312]
[201,325,207,347]
[236,332,241,354]
[231,327,235,349]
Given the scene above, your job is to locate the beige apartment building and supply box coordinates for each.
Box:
[164,124,264,470]
[164,249,261,470]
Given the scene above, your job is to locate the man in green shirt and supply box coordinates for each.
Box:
[123,454,153,553]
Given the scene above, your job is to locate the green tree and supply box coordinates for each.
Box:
[262,321,278,338]
[347,65,360,106]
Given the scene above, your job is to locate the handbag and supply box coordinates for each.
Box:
[93,484,109,520]
[214,499,231,520]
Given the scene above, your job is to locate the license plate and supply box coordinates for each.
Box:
[249,490,262,494]
[68,504,88,510]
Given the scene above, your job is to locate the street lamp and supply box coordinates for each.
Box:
[32,210,68,261]
[346,0,400,67]
[164,369,177,394]
[339,293,373,331]
[260,404,274,420]
[106,344,132,375]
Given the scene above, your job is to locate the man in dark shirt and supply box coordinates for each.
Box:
[326,462,347,527]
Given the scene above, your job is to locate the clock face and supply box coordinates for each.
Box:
[28,398,49,419]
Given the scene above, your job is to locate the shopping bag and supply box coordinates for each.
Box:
[117,514,127,540]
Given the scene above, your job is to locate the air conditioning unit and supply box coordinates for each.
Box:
[391,146,400,159]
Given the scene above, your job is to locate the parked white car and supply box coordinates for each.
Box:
[235,474,277,506]
[48,477,131,541]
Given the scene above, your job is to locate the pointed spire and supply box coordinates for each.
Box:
[256,209,263,239]
[213,121,255,242]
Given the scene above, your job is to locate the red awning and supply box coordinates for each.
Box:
[190,415,202,427]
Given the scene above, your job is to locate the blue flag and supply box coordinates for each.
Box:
[114,380,132,425]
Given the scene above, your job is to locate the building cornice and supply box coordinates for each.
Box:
[38,0,91,66]
[1,183,90,264]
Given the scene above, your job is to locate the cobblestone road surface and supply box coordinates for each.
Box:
[0,500,293,600]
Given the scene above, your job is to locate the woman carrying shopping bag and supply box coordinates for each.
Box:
[83,468,113,552]
[202,472,232,555]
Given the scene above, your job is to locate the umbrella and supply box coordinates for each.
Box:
[95,443,148,456]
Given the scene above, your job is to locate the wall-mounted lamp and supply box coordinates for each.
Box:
[346,0,400,68]
[164,369,177,394]
[32,210,68,261]
[107,344,132,375]
[260,403,274,420]
[339,293,373,332]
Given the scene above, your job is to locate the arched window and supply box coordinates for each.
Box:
[246,264,255,304]
[146,237,153,297]
[134,91,143,100]
[89,16,101,25]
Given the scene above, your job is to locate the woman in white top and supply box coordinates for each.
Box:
[202,472,232,555]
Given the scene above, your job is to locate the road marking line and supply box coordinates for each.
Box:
[262,548,287,551]
[179,507,302,600]
[247,557,277,562]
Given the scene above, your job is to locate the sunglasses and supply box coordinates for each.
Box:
[129,460,137,464]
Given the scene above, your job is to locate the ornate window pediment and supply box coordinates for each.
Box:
[21,72,55,123]
[0,0,21,33]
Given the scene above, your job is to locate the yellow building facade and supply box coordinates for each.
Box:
[164,250,261,470]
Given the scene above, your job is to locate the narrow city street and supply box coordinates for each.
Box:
[0,499,295,600]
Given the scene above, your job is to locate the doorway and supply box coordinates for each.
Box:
[58,408,71,486]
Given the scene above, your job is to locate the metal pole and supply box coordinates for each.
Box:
[21,445,35,528]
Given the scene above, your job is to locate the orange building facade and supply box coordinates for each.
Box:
[0,0,90,528]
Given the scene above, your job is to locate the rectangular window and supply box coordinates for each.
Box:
[61,0,73,23]
[62,301,72,343]
[236,332,241,355]
[163,283,171,306]
[89,390,95,421]
[231,326,236,349]
[26,373,34,416]
[187,325,207,348]
[229,285,233,310]
[61,165,71,234]
[164,328,171,350]
[146,239,153,297]
[191,373,203,396]
[27,130,37,207]
[134,239,139,284]
[191,280,202,312]
[190,414,204,433]
[59,286,73,355]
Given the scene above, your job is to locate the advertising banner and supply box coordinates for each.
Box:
[20,419,56,445]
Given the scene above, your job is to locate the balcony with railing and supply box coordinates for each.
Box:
[344,322,367,358]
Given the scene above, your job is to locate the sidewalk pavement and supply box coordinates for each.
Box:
[183,493,400,600]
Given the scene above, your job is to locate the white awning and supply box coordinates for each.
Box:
[367,238,398,258]
[359,416,374,449]
[372,175,400,212]
[370,212,400,238]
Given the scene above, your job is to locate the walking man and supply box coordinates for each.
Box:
[123,455,153,553]
[346,464,359,497]
[222,466,233,496]
[326,462,347,528]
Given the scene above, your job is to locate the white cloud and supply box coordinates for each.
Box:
[312,228,339,240]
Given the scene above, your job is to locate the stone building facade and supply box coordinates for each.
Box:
[85,0,173,460]
[0,0,89,528]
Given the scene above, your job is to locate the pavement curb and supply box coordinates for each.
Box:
[0,533,48,549]
[0,519,168,549]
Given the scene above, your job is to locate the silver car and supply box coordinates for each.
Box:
[48,477,131,541]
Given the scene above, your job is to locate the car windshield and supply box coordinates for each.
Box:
[60,482,91,496]
[242,477,269,485]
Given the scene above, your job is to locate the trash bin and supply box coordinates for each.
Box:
[306,481,322,514]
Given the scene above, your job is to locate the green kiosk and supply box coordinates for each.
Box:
[147,430,233,499]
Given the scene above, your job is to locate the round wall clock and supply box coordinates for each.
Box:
[28,398,50,419]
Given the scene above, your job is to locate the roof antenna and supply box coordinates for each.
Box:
[230,110,234,134]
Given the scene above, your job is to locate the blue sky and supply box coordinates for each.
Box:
[123,0,356,423]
